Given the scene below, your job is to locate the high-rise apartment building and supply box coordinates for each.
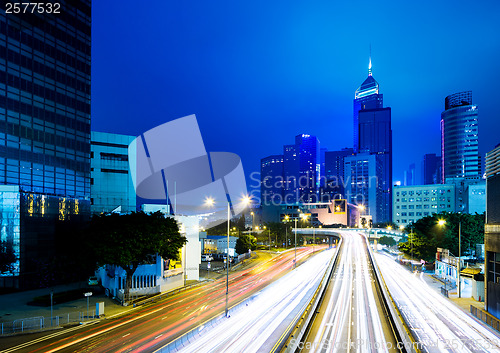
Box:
[0,1,91,287]
[353,59,392,223]
[441,91,480,182]
[283,134,320,203]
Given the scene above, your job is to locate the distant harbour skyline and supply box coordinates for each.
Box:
[91,0,500,191]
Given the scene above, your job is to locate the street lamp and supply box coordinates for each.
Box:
[263,225,271,251]
[438,218,461,298]
[283,215,290,249]
[204,195,251,317]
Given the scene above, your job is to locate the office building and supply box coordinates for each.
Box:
[466,181,486,214]
[91,132,136,214]
[353,58,383,153]
[485,143,500,318]
[423,153,442,185]
[283,134,320,204]
[393,184,455,226]
[0,1,91,288]
[322,148,354,201]
[344,153,384,224]
[260,155,284,206]
[441,91,480,182]
[353,60,392,223]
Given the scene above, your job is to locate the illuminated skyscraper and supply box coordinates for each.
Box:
[441,91,480,182]
[352,58,392,223]
[0,1,91,287]
[283,134,320,204]
[353,57,383,153]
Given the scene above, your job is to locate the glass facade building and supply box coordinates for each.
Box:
[344,153,383,224]
[0,1,91,287]
[353,64,383,153]
[353,61,392,223]
[260,154,284,206]
[322,148,354,201]
[441,91,480,182]
[283,134,320,203]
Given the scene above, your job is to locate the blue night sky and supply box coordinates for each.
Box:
[91,0,500,194]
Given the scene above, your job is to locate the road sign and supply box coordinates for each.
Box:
[207,262,211,269]
[84,292,92,297]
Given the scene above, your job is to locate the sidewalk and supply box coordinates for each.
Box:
[0,281,132,326]
[420,273,484,313]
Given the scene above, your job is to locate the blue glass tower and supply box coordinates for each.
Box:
[283,134,320,203]
[352,58,393,223]
[353,58,383,153]
[0,1,91,287]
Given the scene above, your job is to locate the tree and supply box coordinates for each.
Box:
[398,212,485,261]
[235,233,256,254]
[0,241,16,274]
[87,212,186,303]
[378,236,396,247]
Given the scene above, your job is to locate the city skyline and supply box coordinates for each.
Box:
[92,0,500,190]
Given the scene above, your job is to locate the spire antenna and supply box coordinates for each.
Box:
[368,44,372,76]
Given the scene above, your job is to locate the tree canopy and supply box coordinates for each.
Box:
[235,233,256,254]
[87,211,186,301]
[378,236,397,247]
[398,212,484,261]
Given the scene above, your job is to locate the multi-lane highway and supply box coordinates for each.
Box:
[1,247,322,353]
[375,252,500,353]
[301,232,398,352]
[170,247,336,353]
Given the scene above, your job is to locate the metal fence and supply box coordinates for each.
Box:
[470,305,500,332]
[1,309,99,335]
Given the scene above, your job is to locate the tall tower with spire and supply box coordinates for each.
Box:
[348,55,393,224]
[353,57,383,152]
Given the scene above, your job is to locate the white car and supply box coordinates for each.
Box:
[201,255,213,262]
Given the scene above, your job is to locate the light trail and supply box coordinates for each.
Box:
[4,248,321,353]
[375,252,500,353]
[168,248,336,353]
[304,232,391,353]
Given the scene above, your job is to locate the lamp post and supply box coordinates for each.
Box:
[438,218,460,297]
[284,215,290,249]
[264,226,271,251]
[204,195,251,317]
[294,217,298,269]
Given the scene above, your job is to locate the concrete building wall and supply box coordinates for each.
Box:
[393,184,455,226]
[91,132,136,214]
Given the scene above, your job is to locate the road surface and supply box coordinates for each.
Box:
[1,247,321,353]
[301,232,398,352]
[375,251,500,353]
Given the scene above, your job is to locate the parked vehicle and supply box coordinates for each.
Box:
[201,254,213,262]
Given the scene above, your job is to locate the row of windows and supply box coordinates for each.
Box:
[1,49,90,94]
[0,95,90,126]
[396,204,452,210]
[396,197,452,203]
[395,189,452,196]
